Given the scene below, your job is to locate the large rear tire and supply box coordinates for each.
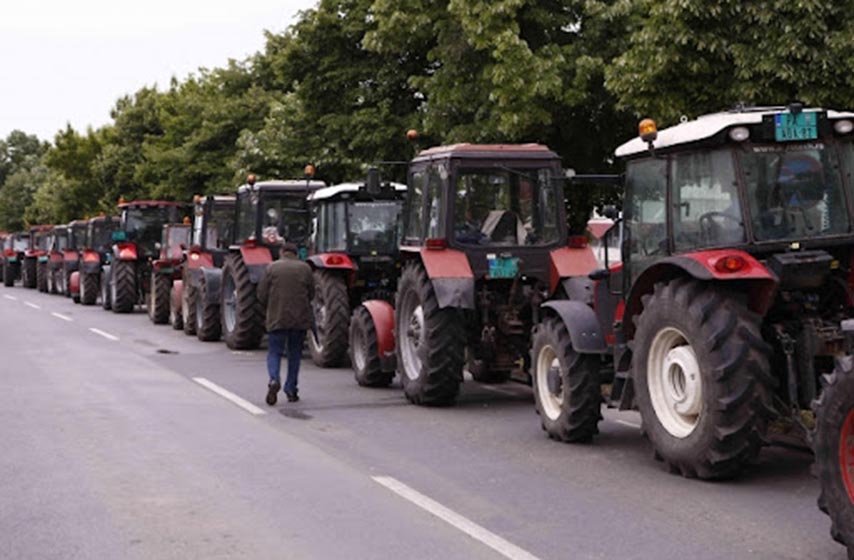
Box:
[814,358,854,558]
[148,272,171,324]
[633,278,774,479]
[37,262,48,293]
[100,269,112,310]
[531,317,602,442]
[22,258,36,289]
[111,260,137,314]
[221,254,264,350]
[395,263,464,405]
[196,274,222,342]
[350,305,394,387]
[170,284,183,330]
[46,267,56,294]
[80,271,97,306]
[182,280,198,336]
[308,270,351,367]
[3,263,13,287]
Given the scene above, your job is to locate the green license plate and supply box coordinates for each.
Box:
[487,256,518,279]
[775,112,818,142]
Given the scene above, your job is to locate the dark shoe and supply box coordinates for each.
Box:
[266,381,281,406]
[286,391,299,403]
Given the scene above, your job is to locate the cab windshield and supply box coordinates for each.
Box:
[261,195,309,245]
[453,167,560,246]
[91,221,118,252]
[125,207,172,248]
[69,225,87,250]
[12,235,28,251]
[741,142,850,241]
[348,201,400,254]
[208,203,235,249]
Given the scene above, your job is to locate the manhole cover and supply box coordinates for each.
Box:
[279,409,312,420]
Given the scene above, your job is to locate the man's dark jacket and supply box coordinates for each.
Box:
[257,253,316,332]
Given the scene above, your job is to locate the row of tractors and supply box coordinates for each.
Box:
[1,106,851,556]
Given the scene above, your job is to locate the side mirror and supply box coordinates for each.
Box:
[366,168,381,195]
[602,205,618,220]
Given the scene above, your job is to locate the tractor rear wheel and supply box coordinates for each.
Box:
[46,267,56,294]
[221,254,264,350]
[182,282,198,336]
[531,317,602,442]
[37,262,48,293]
[100,270,112,310]
[814,359,854,558]
[3,263,13,287]
[395,263,463,405]
[170,284,183,330]
[148,272,171,324]
[308,270,350,367]
[633,278,773,479]
[350,305,394,387]
[196,275,222,342]
[22,258,36,288]
[111,260,137,313]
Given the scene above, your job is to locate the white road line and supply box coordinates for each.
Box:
[51,312,73,322]
[89,328,119,341]
[372,476,541,560]
[616,419,641,429]
[3,294,17,301]
[192,377,266,416]
[24,301,41,309]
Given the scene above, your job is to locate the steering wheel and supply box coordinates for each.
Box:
[698,211,741,244]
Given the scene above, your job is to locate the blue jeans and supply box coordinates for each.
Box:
[267,329,306,395]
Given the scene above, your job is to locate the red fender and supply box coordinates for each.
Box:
[116,242,138,261]
[240,245,273,266]
[171,280,183,314]
[363,300,395,358]
[310,253,357,270]
[82,250,101,263]
[186,249,214,269]
[69,271,80,295]
[416,247,473,279]
[62,249,78,263]
[549,246,600,294]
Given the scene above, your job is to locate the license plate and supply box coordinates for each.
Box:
[487,255,519,279]
[775,112,818,142]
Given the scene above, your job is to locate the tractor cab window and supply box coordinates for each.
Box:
[405,171,426,241]
[348,200,400,254]
[69,226,86,250]
[35,234,50,251]
[454,167,559,246]
[209,203,234,249]
[260,194,309,245]
[12,235,28,252]
[625,158,668,265]
[54,232,68,251]
[317,201,347,252]
[742,144,849,241]
[124,207,172,248]
[236,191,257,243]
[165,226,189,252]
[671,149,745,250]
[91,221,117,252]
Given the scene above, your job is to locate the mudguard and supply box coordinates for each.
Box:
[171,279,183,313]
[362,300,396,361]
[199,267,223,304]
[549,246,600,294]
[115,242,138,261]
[186,250,214,270]
[69,271,80,296]
[239,246,272,284]
[541,300,608,354]
[416,248,475,309]
[308,253,357,271]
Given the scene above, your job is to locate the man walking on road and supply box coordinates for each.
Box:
[258,241,315,405]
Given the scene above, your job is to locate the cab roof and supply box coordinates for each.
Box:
[118,200,183,209]
[412,143,559,163]
[615,107,854,158]
[309,182,407,202]
[237,180,326,194]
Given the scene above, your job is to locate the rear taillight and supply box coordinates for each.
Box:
[567,235,589,249]
[713,255,746,273]
[327,255,345,265]
[425,238,447,250]
[4,249,14,257]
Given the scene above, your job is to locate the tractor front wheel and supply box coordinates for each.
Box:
[221,254,264,350]
[148,272,171,324]
[531,317,601,442]
[111,260,137,313]
[350,305,394,387]
[196,275,222,342]
[395,263,463,405]
[308,270,351,367]
[814,358,854,557]
[633,278,773,479]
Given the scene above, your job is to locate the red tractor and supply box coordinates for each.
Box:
[351,144,600,402]
[543,104,854,479]
[177,194,236,338]
[22,226,52,290]
[71,216,120,306]
[59,220,88,301]
[44,225,69,294]
[148,223,191,325]
[814,323,854,558]
[2,231,29,287]
[102,201,184,313]
[220,176,324,350]
[305,177,407,368]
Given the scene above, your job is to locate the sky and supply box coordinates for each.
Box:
[0,0,318,142]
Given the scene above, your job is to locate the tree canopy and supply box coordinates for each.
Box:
[2,0,853,233]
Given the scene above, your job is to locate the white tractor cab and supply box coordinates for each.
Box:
[538,104,854,480]
[304,177,407,369]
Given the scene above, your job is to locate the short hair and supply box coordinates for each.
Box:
[281,241,298,254]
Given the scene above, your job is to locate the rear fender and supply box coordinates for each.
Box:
[541,300,608,354]
[200,268,223,304]
[115,242,137,261]
[69,271,80,295]
[549,246,600,295]
[416,248,474,309]
[623,250,777,339]
[62,249,78,263]
[186,249,214,270]
[239,246,272,284]
[362,300,396,370]
[308,253,357,271]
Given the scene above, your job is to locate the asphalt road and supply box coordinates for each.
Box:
[0,284,846,560]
